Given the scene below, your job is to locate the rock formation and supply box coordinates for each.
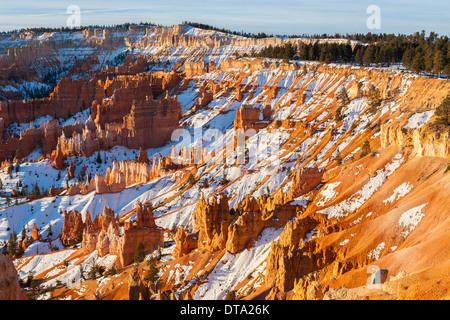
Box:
[138,148,150,164]
[193,192,299,254]
[173,228,198,259]
[61,210,90,246]
[194,194,235,252]
[0,253,27,300]
[128,267,150,300]
[80,205,164,267]
[289,167,324,199]
[234,104,271,132]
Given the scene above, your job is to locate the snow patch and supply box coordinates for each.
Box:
[398,204,427,238]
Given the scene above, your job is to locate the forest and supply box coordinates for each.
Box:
[252,31,450,77]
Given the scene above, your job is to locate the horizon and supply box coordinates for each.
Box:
[1,0,449,37]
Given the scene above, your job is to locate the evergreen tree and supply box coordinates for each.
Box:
[187,173,196,186]
[21,225,26,242]
[360,140,371,158]
[134,241,145,264]
[335,152,342,165]
[96,150,102,164]
[363,46,375,66]
[411,53,425,73]
[338,89,350,107]
[31,183,41,198]
[7,231,18,257]
[354,47,364,65]
[433,50,446,77]
[424,48,435,73]
[367,85,382,113]
[434,95,450,128]
[224,290,236,300]
[144,257,160,289]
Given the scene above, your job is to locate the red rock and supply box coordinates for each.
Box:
[68,162,76,180]
[289,167,324,199]
[61,210,87,246]
[138,148,149,164]
[173,228,198,259]
[0,253,27,300]
[80,205,164,267]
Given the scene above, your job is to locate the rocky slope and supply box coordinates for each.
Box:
[0,24,449,300]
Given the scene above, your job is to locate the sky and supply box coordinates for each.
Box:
[0,0,449,36]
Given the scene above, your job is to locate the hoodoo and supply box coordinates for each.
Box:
[1,20,449,301]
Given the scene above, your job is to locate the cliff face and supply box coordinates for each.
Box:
[80,205,164,267]
[61,210,87,246]
[0,68,181,164]
[194,194,234,252]
[0,253,27,300]
[289,167,324,199]
[190,192,298,255]
[0,77,101,128]
[381,122,449,157]
[234,104,271,132]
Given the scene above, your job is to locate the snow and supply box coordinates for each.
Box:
[0,33,436,298]
[398,204,427,238]
[316,182,342,207]
[15,249,77,280]
[318,154,404,220]
[193,227,283,300]
[5,115,53,137]
[403,111,434,129]
[368,242,385,260]
[41,250,117,288]
[383,182,413,204]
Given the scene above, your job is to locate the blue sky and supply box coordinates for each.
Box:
[1,0,449,36]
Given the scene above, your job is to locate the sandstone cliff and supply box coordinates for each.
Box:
[0,253,27,300]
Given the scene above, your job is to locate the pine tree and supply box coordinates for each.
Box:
[335,106,344,122]
[411,53,425,73]
[187,173,196,186]
[21,225,26,242]
[224,290,236,300]
[402,48,414,68]
[433,50,445,77]
[96,150,102,164]
[335,152,342,164]
[134,241,145,264]
[363,46,375,66]
[354,47,364,65]
[7,231,18,257]
[360,140,371,158]
[144,257,160,289]
[221,169,229,185]
[31,183,41,198]
[367,85,381,113]
[434,94,450,128]
[424,48,435,73]
[338,89,350,107]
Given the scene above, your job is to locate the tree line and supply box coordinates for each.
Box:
[251,31,450,77]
